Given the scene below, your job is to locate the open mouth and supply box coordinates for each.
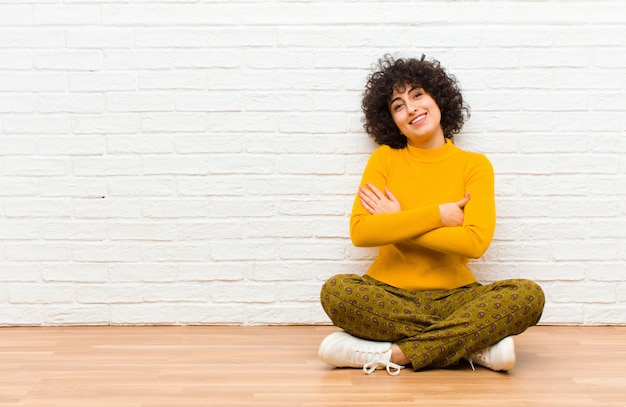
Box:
[410,114,426,125]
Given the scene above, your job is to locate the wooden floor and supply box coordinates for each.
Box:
[0,325,625,407]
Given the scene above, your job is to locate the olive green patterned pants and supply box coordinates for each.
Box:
[320,274,545,371]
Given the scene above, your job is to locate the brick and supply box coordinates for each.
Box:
[0,177,40,197]
[73,198,143,219]
[142,199,209,218]
[72,244,142,263]
[0,95,35,114]
[539,302,584,325]
[40,178,107,198]
[72,114,138,135]
[247,304,315,325]
[208,198,276,218]
[134,28,205,48]
[0,73,67,92]
[244,176,312,196]
[0,0,625,327]
[105,50,174,70]
[107,93,175,113]
[252,261,320,282]
[101,4,239,26]
[275,154,345,175]
[0,264,41,282]
[179,263,245,282]
[140,244,209,262]
[110,264,178,283]
[584,304,626,325]
[110,304,179,325]
[278,239,346,261]
[179,304,245,324]
[34,51,102,71]
[9,283,74,303]
[44,305,109,325]
[207,112,275,132]
[4,199,71,218]
[0,29,64,48]
[142,155,210,175]
[139,72,207,90]
[41,263,108,283]
[0,306,43,326]
[76,284,145,304]
[0,50,32,70]
[33,5,100,25]
[177,176,244,197]
[66,28,134,48]
[211,282,276,303]
[3,157,68,176]
[107,135,175,154]
[37,94,105,113]
[38,136,105,156]
[247,219,314,238]
[141,113,206,133]
[108,222,177,241]
[72,156,141,176]
[0,5,32,26]
[211,240,277,261]
[70,72,136,92]
[41,221,107,241]
[144,283,209,303]
[173,50,240,69]
[2,116,69,135]
[551,282,616,303]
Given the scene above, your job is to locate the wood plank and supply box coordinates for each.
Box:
[0,325,624,406]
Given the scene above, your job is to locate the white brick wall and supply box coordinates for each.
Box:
[1,0,625,326]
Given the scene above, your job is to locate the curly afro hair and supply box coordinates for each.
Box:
[361,54,469,149]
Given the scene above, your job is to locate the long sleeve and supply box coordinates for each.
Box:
[408,154,495,258]
[349,141,493,291]
[349,146,442,247]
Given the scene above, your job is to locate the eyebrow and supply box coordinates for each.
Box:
[388,96,402,108]
[388,85,420,108]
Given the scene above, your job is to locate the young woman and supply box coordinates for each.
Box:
[318,55,545,375]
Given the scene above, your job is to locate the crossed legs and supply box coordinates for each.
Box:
[320,274,545,371]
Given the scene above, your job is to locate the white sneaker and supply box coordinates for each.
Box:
[318,331,405,375]
[466,336,516,372]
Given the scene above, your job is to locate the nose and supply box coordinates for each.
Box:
[407,100,418,113]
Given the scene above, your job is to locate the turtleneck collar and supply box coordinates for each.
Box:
[405,138,457,162]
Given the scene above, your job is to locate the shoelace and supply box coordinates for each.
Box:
[362,359,405,376]
[467,350,485,371]
[467,347,490,371]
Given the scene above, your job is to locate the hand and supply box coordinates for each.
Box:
[358,182,401,214]
[438,194,471,227]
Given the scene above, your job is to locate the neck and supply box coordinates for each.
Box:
[407,135,446,150]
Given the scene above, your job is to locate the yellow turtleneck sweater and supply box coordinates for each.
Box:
[350,139,496,290]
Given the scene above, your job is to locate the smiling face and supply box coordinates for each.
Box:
[389,84,445,149]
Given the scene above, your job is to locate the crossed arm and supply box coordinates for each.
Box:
[353,180,493,258]
[350,150,495,259]
[359,182,470,227]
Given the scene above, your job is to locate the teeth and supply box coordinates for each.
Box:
[410,114,425,125]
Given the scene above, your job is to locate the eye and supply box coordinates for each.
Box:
[392,102,404,112]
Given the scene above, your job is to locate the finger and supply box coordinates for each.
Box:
[358,186,376,202]
[385,187,399,203]
[456,193,471,208]
[365,182,385,199]
[360,197,369,209]
[360,199,376,214]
